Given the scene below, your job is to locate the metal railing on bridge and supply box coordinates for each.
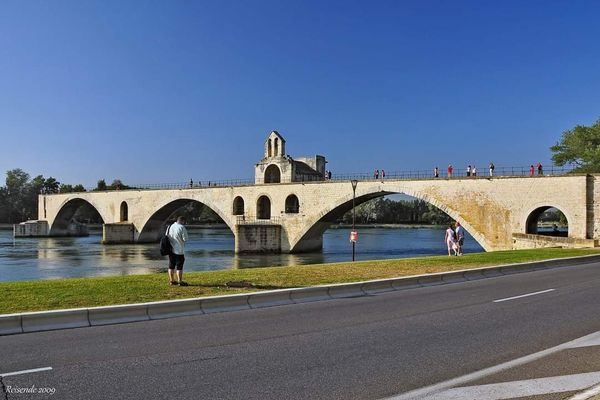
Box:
[68,165,574,193]
[236,215,282,225]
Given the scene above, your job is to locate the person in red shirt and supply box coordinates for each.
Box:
[447,164,453,178]
[529,165,535,177]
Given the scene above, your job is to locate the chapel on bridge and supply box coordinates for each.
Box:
[254,131,327,184]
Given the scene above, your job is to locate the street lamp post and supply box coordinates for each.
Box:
[351,180,358,262]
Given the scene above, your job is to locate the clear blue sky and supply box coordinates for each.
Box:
[1,0,599,187]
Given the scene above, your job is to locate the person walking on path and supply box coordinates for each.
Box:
[381,169,385,180]
[466,165,472,177]
[472,166,477,177]
[374,169,379,180]
[489,162,495,177]
[537,162,543,175]
[189,179,193,188]
[455,221,465,255]
[445,224,458,256]
[530,165,535,177]
[167,216,189,286]
[447,164,453,178]
[434,167,439,178]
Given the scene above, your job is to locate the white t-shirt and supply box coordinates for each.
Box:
[167,222,188,255]
[446,228,456,243]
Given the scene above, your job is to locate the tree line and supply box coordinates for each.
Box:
[340,198,453,225]
[0,168,130,223]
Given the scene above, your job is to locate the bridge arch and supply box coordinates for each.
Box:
[525,205,569,236]
[49,198,108,236]
[137,198,234,242]
[289,183,490,253]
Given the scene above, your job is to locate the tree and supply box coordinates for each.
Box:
[96,179,107,191]
[59,184,75,193]
[551,118,600,172]
[5,169,30,222]
[43,177,60,194]
[109,179,124,190]
[72,184,86,193]
[24,175,46,220]
[0,187,8,222]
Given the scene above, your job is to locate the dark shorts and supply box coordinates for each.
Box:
[168,254,185,270]
[458,238,464,246]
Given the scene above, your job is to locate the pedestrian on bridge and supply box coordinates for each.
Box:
[189,179,193,188]
[374,169,379,180]
[537,162,543,175]
[434,167,439,178]
[381,169,385,180]
[530,165,535,177]
[466,165,472,177]
[167,216,189,286]
[472,166,477,176]
[489,162,495,177]
[447,164,453,178]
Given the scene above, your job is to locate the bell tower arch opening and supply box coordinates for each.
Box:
[264,164,281,184]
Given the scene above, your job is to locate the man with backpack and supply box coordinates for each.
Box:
[455,221,465,256]
[166,216,189,286]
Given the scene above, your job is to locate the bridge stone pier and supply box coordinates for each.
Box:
[31,173,600,253]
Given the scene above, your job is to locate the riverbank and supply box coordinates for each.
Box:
[1,248,598,314]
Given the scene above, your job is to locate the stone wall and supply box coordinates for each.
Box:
[512,233,597,249]
[235,225,281,253]
[102,223,135,244]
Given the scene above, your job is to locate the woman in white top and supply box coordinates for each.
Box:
[445,224,457,256]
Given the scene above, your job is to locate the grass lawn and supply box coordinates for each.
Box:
[1,248,598,314]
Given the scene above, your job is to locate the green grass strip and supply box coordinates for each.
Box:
[1,248,598,314]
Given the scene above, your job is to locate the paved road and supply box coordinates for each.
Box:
[2,261,600,399]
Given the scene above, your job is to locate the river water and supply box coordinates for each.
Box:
[0,227,483,282]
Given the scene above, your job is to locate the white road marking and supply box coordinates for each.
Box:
[385,330,600,400]
[0,367,53,377]
[568,382,600,400]
[420,372,600,400]
[570,334,600,349]
[493,288,555,303]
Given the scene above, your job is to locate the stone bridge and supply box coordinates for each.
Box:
[29,174,600,253]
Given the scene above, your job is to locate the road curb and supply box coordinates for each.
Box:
[2,254,600,336]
